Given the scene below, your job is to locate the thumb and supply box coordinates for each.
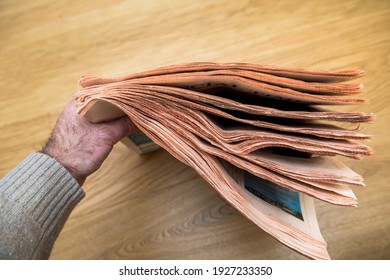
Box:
[100,117,139,144]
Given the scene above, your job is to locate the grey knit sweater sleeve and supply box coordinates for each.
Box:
[0,152,85,259]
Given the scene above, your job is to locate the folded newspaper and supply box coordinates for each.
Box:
[74,62,373,260]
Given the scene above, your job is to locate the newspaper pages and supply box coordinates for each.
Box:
[73,62,373,259]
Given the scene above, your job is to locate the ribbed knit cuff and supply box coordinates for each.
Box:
[0,152,85,259]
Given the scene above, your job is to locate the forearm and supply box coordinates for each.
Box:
[0,100,135,259]
[0,152,84,259]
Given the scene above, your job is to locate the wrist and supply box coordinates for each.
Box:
[41,146,85,185]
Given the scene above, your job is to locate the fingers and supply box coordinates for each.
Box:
[70,95,139,144]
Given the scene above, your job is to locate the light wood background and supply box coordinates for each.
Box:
[0,0,389,260]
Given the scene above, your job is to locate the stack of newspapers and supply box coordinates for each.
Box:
[74,62,373,259]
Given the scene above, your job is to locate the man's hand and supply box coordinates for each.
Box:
[42,100,138,185]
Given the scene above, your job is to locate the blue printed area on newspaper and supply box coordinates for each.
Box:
[128,132,153,146]
[244,172,304,221]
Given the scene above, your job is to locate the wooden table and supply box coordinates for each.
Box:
[0,0,389,259]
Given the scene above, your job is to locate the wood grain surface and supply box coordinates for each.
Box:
[0,0,389,260]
